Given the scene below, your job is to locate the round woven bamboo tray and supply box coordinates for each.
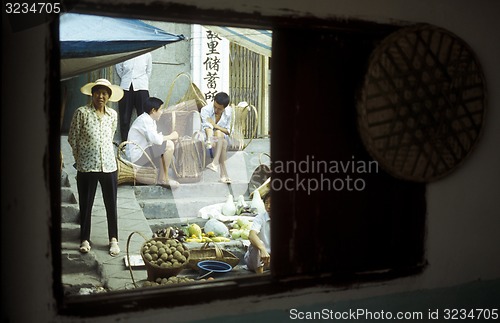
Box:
[187,242,240,270]
[357,24,486,182]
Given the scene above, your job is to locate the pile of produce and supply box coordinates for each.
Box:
[185,223,231,243]
[221,194,260,217]
[181,218,255,243]
[229,218,253,240]
[153,226,188,242]
[152,196,259,245]
[141,238,189,269]
[187,223,202,239]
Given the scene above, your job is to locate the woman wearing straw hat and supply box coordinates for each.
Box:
[68,78,123,256]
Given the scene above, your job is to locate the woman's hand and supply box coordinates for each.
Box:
[166,131,179,141]
[249,230,270,266]
[260,248,271,266]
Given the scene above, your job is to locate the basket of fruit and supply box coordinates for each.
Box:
[141,237,190,281]
[127,231,191,287]
[187,241,239,270]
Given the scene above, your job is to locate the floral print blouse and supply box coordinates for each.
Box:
[68,104,118,173]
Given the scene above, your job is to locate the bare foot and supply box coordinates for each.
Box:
[158,179,180,189]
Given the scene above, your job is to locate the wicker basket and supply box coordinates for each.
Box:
[140,237,190,281]
[126,232,191,286]
[158,106,199,137]
[248,153,271,198]
[157,107,207,183]
[165,72,207,111]
[229,102,258,151]
[172,134,206,183]
[116,141,158,185]
[187,242,240,270]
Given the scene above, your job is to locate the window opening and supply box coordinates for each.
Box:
[60,13,272,297]
[52,5,426,317]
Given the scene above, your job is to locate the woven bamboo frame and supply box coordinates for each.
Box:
[229,103,258,151]
[116,141,158,185]
[357,24,486,182]
[165,72,207,111]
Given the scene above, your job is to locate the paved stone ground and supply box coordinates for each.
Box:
[60,136,270,295]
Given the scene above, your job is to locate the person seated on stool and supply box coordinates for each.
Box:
[200,92,232,184]
[127,97,180,189]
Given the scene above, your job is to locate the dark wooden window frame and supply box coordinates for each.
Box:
[49,3,426,317]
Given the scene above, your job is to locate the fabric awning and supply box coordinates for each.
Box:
[60,13,185,79]
[203,25,272,57]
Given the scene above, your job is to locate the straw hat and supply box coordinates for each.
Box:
[80,78,124,102]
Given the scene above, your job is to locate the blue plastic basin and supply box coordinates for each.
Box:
[197,260,232,277]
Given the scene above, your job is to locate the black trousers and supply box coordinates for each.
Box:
[77,171,118,243]
[119,83,149,141]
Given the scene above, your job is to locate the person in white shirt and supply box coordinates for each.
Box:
[127,97,180,189]
[244,192,271,274]
[116,52,153,141]
[200,92,232,183]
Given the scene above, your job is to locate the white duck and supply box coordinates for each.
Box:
[221,194,237,216]
[250,189,266,214]
[235,195,248,209]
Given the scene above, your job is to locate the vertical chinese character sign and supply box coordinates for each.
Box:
[203,30,222,101]
[191,25,230,101]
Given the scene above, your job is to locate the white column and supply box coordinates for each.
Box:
[191,24,230,100]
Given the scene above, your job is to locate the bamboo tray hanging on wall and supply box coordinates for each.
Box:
[357,24,486,182]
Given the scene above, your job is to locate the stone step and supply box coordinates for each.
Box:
[62,222,80,242]
[61,172,70,188]
[148,218,208,232]
[61,203,79,223]
[133,180,251,200]
[61,240,104,293]
[133,173,255,221]
[61,187,77,204]
[138,197,226,219]
[61,244,100,275]
[62,273,105,295]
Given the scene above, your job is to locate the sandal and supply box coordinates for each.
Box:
[220,177,232,184]
[79,240,91,253]
[109,238,120,257]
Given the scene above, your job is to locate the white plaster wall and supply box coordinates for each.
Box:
[2,0,499,322]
